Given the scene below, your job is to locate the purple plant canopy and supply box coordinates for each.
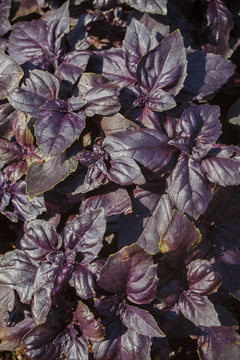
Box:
[0,0,240,358]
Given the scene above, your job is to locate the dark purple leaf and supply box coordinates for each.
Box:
[36,99,85,158]
[93,49,135,88]
[8,20,50,67]
[58,50,91,86]
[24,324,62,360]
[108,157,146,186]
[176,50,236,102]
[0,0,11,36]
[10,181,46,221]
[32,260,63,323]
[187,260,221,295]
[93,327,152,360]
[123,18,158,76]
[0,250,37,323]
[8,70,59,116]
[178,291,220,327]
[98,243,158,304]
[26,151,78,198]
[59,325,88,360]
[156,280,183,310]
[132,189,174,255]
[213,248,240,301]
[80,188,132,217]
[203,0,234,57]
[93,0,113,10]
[159,210,201,254]
[0,53,23,100]
[0,103,16,139]
[167,154,213,219]
[12,111,34,150]
[69,263,96,299]
[104,128,172,175]
[201,146,240,186]
[135,107,163,130]
[0,171,10,211]
[46,0,70,56]
[21,220,61,261]
[119,302,165,338]
[64,208,106,262]
[197,326,240,360]
[0,139,22,164]
[137,31,187,96]
[146,88,176,112]
[169,105,221,158]
[74,300,105,341]
[124,0,167,15]
[0,316,34,351]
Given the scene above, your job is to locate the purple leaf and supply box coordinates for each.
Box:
[123,18,158,76]
[201,146,240,186]
[169,105,221,158]
[0,0,11,36]
[167,154,213,219]
[108,157,146,186]
[98,243,158,304]
[80,188,132,217]
[0,250,37,323]
[64,208,106,263]
[0,53,23,99]
[24,324,62,360]
[8,20,50,67]
[12,111,34,150]
[60,325,88,360]
[58,50,91,86]
[10,181,46,221]
[159,210,201,254]
[176,50,236,102]
[104,128,172,175]
[178,291,221,327]
[119,302,165,338]
[197,326,240,360]
[146,88,176,112]
[69,263,96,299]
[32,259,64,324]
[46,0,70,57]
[187,260,221,295]
[0,139,23,164]
[0,103,16,139]
[93,328,152,360]
[124,0,167,15]
[137,31,187,96]
[21,220,61,261]
[212,248,240,301]
[74,300,105,341]
[36,99,85,158]
[203,0,234,57]
[0,171,11,211]
[0,316,34,351]
[133,189,174,255]
[8,70,59,116]
[26,151,78,198]
[94,48,135,88]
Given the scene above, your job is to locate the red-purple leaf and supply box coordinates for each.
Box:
[178,291,221,327]
[159,210,201,254]
[98,243,158,304]
[0,316,34,351]
[187,260,221,295]
[119,302,165,338]
[108,157,146,186]
[137,31,187,96]
[203,0,234,57]
[0,52,23,99]
[64,208,106,263]
[8,70,59,116]
[21,220,61,261]
[168,154,213,219]
[58,50,91,86]
[69,263,96,299]
[12,111,34,150]
[0,139,23,164]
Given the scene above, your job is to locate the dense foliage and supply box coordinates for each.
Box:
[1,0,240,359]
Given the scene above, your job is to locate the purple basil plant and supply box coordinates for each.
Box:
[1,0,240,359]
